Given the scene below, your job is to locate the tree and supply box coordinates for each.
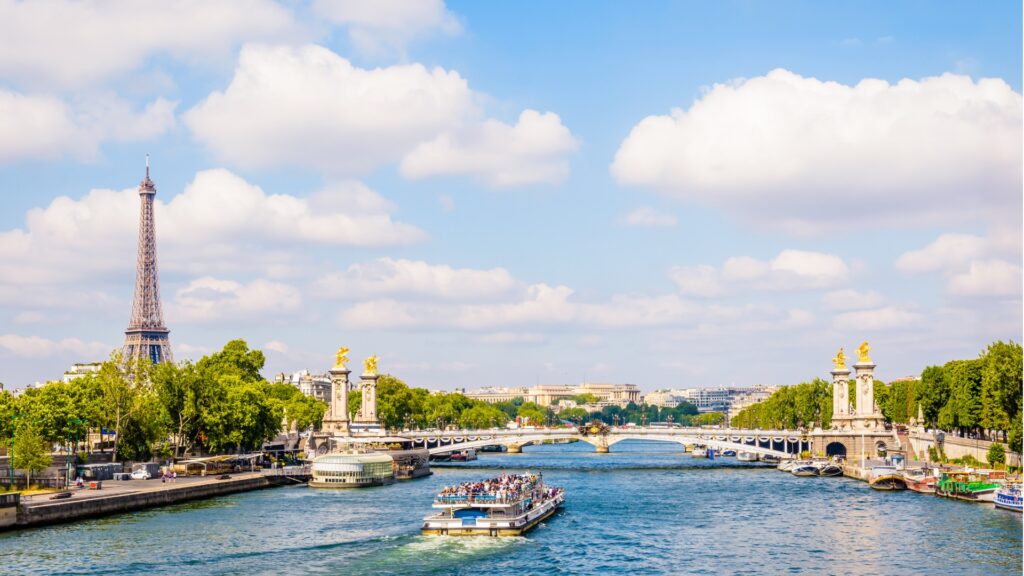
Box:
[96,353,154,463]
[557,407,590,422]
[458,404,508,429]
[196,339,266,383]
[517,402,548,425]
[917,365,948,427]
[203,378,281,452]
[153,361,206,457]
[980,341,1022,437]
[267,382,327,432]
[0,391,15,445]
[572,393,599,405]
[987,442,1006,467]
[11,425,50,487]
[1009,412,1022,455]
[941,359,983,433]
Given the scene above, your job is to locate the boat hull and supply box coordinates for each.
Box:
[869,475,907,490]
[936,488,997,502]
[994,490,1023,512]
[818,465,843,477]
[904,477,937,494]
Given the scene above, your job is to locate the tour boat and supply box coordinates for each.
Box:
[737,451,759,462]
[935,471,1000,502]
[722,449,737,457]
[869,466,907,490]
[901,468,938,494]
[994,484,1022,512]
[422,473,564,536]
[791,463,820,477]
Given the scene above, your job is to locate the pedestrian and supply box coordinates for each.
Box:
[161,472,166,484]
[172,471,177,483]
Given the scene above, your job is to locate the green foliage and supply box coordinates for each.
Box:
[458,404,508,429]
[516,402,550,425]
[980,341,1022,433]
[927,446,939,462]
[693,412,725,426]
[11,425,50,485]
[731,378,831,429]
[571,393,599,405]
[987,442,1006,466]
[196,339,266,382]
[493,397,524,419]
[557,407,590,422]
[1009,412,1023,455]
[917,365,948,426]
[266,382,327,431]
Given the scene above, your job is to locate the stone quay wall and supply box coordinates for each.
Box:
[13,474,297,530]
[907,432,1021,467]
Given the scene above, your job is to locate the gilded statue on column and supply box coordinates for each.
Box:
[364,354,378,376]
[857,341,871,364]
[334,346,349,369]
[832,347,847,370]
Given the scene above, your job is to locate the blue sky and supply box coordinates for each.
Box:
[0,0,1020,390]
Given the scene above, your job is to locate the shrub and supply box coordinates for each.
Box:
[987,443,1006,466]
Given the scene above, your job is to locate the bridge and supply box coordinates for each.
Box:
[394,425,810,458]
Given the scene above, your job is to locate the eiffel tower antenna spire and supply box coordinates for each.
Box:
[122,156,173,365]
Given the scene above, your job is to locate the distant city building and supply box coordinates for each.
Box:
[63,362,103,383]
[888,376,920,383]
[274,370,331,403]
[726,386,780,421]
[643,390,684,408]
[641,386,780,415]
[466,383,641,408]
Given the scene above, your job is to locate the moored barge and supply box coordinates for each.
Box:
[422,473,564,536]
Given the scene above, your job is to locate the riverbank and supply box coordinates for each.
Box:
[6,469,309,531]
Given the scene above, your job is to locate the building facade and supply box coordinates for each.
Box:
[275,370,332,403]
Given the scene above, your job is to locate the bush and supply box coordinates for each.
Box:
[987,443,1006,466]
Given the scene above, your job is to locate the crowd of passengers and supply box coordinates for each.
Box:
[436,474,544,503]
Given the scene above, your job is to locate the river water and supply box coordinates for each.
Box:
[2,441,1021,575]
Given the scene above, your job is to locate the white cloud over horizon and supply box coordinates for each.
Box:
[623,207,678,228]
[671,249,850,297]
[611,69,1022,232]
[315,258,517,300]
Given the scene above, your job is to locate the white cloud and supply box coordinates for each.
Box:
[0,0,303,89]
[172,277,302,323]
[311,0,460,56]
[0,169,423,285]
[315,258,516,300]
[821,289,885,311]
[186,44,474,174]
[671,249,849,296]
[401,110,579,187]
[947,260,1022,297]
[0,89,176,163]
[896,231,1022,298]
[264,340,290,354]
[895,233,988,273]
[0,334,109,358]
[833,306,920,331]
[611,69,1022,231]
[479,332,546,345]
[623,207,677,228]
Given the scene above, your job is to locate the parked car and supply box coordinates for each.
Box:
[130,469,151,480]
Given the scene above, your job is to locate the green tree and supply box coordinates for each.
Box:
[1008,412,1022,455]
[11,425,50,487]
[557,407,590,422]
[96,353,154,463]
[917,365,948,427]
[153,361,206,457]
[517,402,548,425]
[694,412,725,426]
[572,393,599,405]
[203,378,281,452]
[980,341,1022,437]
[196,339,266,383]
[458,404,508,429]
[0,391,15,445]
[987,442,1006,467]
[940,359,983,433]
[267,382,327,432]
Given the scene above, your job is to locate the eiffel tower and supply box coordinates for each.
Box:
[122,157,173,365]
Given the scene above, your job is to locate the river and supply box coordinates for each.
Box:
[1,441,1020,575]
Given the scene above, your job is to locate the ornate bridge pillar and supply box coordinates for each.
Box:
[506,443,523,454]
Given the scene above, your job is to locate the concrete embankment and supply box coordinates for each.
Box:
[9,472,307,531]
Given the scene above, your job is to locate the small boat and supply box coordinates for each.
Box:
[777,459,799,472]
[816,462,843,477]
[722,449,737,457]
[691,447,709,458]
[901,468,938,494]
[869,466,907,490]
[450,449,477,462]
[760,454,781,465]
[737,451,759,462]
[422,473,564,536]
[936,471,1001,502]
[49,491,73,500]
[994,484,1022,512]
[791,463,820,477]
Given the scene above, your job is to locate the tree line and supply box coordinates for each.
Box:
[0,340,326,466]
[729,341,1023,453]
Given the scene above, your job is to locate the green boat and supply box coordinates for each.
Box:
[935,471,1001,503]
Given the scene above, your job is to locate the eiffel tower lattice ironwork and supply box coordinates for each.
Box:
[122,158,173,365]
